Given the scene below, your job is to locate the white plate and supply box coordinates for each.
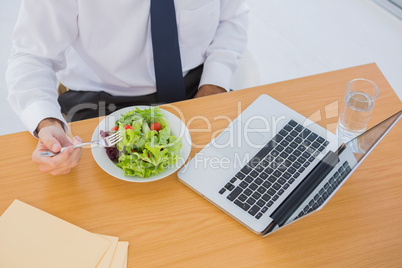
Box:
[91,106,192,182]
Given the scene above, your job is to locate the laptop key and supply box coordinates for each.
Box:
[253,140,277,160]
[282,172,291,180]
[278,165,287,172]
[297,156,307,164]
[249,170,259,178]
[317,136,325,144]
[312,141,320,149]
[289,120,298,127]
[248,205,260,216]
[219,188,226,194]
[298,144,306,152]
[295,124,303,132]
[254,178,263,185]
[285,135,293,142]
[293,150,301,157]
[249,183,258,191]
[284,124,293,132]
[273,170,282,178]
[255,212,263,219]
[267,188,276,196]
[278,178,286,185]
[303,140,312,147]
[244,188,252,196]
[257,186,266,194]
[272,183,281,190]
[302,152,311,159]
[262,194,270,201]
[227,187,242,201]
[262,181,272,188]
[290,130,299,137]
[276,144,285,151]
[268,176,276,183]
[245,176,253,183]
[255,165,264,172]
[279,129,288,136]
[234,200,250,211]
[239,181,248,189]
[246,197,256,205]
[290,142,298,149]
[261,160,269,167]
[307,132,318,142]
[238,194,247,202]
[257,200,266,207]
[292,162,301,169]
[273,134,283,142]
[241,165,252,174]
[235,172,245,180]
[302,128,311,138]
[225,183,235,191]
[280,140,289,147]
[252,192,261,199]
[265,167,274,174]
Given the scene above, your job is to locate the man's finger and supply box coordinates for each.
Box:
[39,131,62,153]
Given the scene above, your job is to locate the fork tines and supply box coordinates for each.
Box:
[106,131,123,147]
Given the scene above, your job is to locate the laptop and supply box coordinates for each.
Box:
[178,94,402,236]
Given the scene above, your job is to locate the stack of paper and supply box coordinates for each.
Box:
[0,200,129,268]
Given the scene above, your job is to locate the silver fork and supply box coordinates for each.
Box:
[40,131,123,157]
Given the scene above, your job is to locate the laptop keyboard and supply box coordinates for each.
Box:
[294,161,352,220]
[218,119,329,220]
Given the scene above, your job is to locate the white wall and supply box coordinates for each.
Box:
[0,0,24,135]
[245,0,402,100]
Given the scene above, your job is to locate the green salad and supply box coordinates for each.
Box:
[106,107,182,178]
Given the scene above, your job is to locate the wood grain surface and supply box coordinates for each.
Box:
[1,63,401,267]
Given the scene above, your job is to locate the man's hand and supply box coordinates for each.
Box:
[32,118,82,175]
[194,84,227,98]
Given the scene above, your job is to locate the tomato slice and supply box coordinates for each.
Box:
[150,122,161,132]
[111,126,119,131]
[124,125,133,130]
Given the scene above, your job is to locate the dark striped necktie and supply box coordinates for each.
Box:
[150,0,186,103]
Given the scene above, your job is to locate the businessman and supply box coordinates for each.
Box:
[6,0,249,175]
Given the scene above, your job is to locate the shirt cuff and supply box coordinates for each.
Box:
[199,61,233,92]
[20,100,68,137]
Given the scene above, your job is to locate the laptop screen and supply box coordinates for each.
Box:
[345,110,402,164]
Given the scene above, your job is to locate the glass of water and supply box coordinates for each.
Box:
[337,78,379,143]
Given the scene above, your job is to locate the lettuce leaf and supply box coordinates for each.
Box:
[112,108,182,178]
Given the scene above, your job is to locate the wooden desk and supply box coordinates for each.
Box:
[1,63,401,267]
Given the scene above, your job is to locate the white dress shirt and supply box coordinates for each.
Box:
[6,0,249,135]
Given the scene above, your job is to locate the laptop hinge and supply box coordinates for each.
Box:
[262,150,340,236]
